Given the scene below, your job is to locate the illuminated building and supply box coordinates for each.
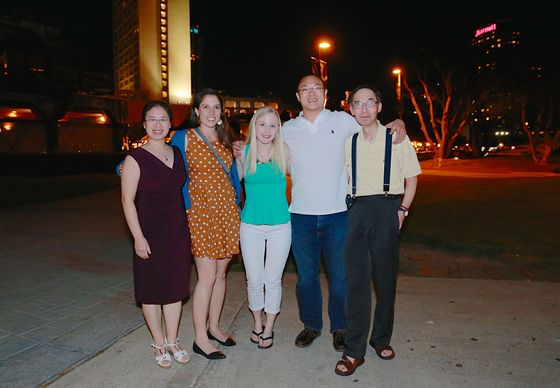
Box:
[471,19,521,75]
[113,0,192,105]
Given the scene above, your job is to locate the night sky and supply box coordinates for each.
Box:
[10,1,557,110]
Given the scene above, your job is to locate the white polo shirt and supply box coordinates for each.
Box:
[283,109,360,215]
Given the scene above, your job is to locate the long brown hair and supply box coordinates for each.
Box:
[190,88,234,149]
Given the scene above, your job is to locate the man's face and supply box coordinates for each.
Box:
[349,88,382,127]
[296,76,326,110]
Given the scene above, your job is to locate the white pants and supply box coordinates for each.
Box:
[240,222,291,314]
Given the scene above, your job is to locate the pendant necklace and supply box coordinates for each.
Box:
[145,145,169,162]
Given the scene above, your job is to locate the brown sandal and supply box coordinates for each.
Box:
[374,345,395,360]
[335,355,364,376]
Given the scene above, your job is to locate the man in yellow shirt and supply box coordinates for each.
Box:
[335,85,421,376]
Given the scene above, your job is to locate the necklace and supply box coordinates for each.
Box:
[144,145,169,162]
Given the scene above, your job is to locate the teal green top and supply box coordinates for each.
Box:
[241,146,290,225]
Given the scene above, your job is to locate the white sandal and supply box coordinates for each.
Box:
[151,343,172,368]
[166,339,190,364]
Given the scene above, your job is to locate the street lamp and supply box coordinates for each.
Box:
[392,67,403,119]
[314,41,330,86]
[318,41,331,63]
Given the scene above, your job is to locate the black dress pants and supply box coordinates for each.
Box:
[342,195,400,359]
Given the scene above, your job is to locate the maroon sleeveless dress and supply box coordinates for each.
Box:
[128,146,191,305]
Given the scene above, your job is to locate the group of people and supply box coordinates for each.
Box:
[120,74,421,376]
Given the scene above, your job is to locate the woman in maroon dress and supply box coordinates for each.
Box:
[121,101,192,368]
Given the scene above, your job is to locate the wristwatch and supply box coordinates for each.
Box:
[398,206,409,217]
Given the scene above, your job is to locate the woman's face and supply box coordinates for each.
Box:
[195,95,222,129]
[255,112,280,145]
[143,105,171,141]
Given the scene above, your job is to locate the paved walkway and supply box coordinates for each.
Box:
[0,186,559,387]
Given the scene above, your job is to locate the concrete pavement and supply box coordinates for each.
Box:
[0,183,559,387]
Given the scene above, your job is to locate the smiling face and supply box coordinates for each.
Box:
[195,94,222,130]
[296,75,326,112]
[143,105,171,141]
[255,112,280,145]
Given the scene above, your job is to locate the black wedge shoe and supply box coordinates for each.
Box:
[192,342,226,360]
[207,330,236,347]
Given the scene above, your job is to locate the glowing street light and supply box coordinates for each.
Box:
[318,41,331,62]
[392,67,403,119]
[311,40,331,87]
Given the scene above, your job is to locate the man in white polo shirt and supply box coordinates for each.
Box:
[282,74,406,352]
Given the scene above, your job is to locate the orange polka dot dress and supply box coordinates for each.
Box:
[186,130,240,259]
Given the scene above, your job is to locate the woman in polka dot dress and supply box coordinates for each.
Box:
[186,89,240,360]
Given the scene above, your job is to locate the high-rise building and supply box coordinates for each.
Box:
[471,19,521,75]
[113,0,191,105]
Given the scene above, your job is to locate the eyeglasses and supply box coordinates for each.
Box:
[146,117,170,125]
[352,100,379,109]
[297,85,324,94]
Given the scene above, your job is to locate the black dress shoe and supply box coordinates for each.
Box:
[332,329,346,352]
[295,328,321,348]
[192,341,226,360]
[207,330,236,346]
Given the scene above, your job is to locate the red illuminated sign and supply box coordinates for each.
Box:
[475,23,496,37]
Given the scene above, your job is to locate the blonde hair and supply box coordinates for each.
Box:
[244,107,286,176]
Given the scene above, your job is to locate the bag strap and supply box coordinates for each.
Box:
[383,128,392,194]
[194,127,231,176]
[350,132,358,197]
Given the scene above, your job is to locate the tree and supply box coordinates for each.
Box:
[519,73,560,164]
[402,58,474,167]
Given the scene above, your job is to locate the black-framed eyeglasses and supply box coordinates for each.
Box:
[297,85,324,94]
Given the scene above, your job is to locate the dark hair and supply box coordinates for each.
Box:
[296,74,324,90]
[348,84,382,105]
[142,100,173,123]
[190,88,234,149]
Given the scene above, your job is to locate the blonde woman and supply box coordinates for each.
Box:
[236,107,291,349]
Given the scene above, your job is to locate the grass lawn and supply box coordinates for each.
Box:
[232,156,560,281]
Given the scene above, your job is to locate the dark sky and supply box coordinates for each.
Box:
[11,1,557,110]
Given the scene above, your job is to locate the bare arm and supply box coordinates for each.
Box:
[284,142,291,175]
[232,143,245,180]
[121,155,151,259]
[398,175,418,229]
[385,118,406,144]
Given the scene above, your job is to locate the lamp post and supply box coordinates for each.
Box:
[317,41,330,86]
[392,67,402,119]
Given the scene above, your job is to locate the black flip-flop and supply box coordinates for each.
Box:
[250,329,263,344]
[258,332,274,349]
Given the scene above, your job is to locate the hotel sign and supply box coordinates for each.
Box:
[475,23,496,37]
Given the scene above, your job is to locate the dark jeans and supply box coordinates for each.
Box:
[343,196,400,359]
[290,211,348,333]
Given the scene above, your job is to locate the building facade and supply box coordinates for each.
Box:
[113,0,192,105]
